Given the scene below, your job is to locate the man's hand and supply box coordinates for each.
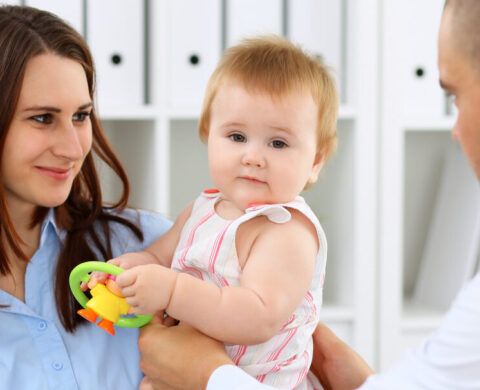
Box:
[138,320,233,390]
[311,322,374,390]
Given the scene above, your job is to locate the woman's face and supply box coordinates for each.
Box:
[2,54,93,213]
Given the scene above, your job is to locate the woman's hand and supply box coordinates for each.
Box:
[138,320,232,390]
[311,322,374,390]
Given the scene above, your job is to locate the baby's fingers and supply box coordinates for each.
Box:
[106,258,122,267]
[89,271,108,286]
[116,269,137,288]
[120,284,137,298]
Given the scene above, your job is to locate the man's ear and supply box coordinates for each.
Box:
[308,152,325,184]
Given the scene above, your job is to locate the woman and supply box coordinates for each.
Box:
[0,6,171,389]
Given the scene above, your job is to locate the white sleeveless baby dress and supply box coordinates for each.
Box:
[171,190,327,389]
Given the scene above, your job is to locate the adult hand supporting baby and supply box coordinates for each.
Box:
[138,319,232,390]
[310,322,374,390]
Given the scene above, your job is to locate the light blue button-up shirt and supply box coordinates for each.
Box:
[0,208,172,390]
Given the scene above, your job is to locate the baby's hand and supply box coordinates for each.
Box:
[116,264,178,315]
[87,252,155,287]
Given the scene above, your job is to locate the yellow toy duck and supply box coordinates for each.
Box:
[77,275,130,335]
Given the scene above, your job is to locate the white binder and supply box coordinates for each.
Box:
[226,0,283,47]
[288,0,343,98]
[168,0,221,110]
[400,0,445,119]
[412,143,480,310]
[25,0,83,34]
[86,0,145,109]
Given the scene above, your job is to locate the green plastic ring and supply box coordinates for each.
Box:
[69,261,153,328]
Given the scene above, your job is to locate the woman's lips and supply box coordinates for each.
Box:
[36,166,72,180]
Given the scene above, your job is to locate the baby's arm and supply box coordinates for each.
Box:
[88,204,193,290]
[176,211,318,344]
[121,210,319,345]
[116,203,193,268]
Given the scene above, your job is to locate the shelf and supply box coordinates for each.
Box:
[338,105,357,120]
[321,304,354,322]
[404,116,455,132]
[97,105,160,121]
[167,106,202,120]
[402,301,445,331]
[166,104,357,121]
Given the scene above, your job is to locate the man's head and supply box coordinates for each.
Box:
[439,0,480,179]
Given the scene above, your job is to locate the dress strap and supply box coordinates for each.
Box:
[245,203,292,224]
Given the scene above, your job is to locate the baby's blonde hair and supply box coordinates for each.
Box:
[198,35,339,160]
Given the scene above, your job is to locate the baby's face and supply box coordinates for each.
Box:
[207,81,322,211]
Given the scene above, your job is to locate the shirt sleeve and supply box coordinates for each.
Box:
[358,272,480,389]
[207,365,276,390]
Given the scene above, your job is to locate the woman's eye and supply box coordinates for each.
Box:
[270,140,287,149]
[230,133,246,143]
[73,111,92,122]
[30,114,53,124]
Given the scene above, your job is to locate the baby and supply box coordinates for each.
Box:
[103,35,338,388]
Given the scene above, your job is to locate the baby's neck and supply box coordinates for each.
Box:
[214,198,245,220]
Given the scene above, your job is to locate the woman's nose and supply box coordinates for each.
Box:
[52,122,85,160]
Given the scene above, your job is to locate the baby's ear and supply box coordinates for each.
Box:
[308,152,325,184]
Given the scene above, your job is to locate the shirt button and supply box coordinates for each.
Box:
[37,321,47,331]
[52,361,63,371]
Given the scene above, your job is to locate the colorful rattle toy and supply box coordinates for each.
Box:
[69,261,153,335]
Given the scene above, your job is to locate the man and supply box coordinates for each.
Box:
[138,1,480,388]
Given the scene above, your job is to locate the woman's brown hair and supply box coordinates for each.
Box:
[0,6,143,331]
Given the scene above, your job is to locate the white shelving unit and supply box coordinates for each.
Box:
[23,0,379,367]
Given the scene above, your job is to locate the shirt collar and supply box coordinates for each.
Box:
[39,208,65,246]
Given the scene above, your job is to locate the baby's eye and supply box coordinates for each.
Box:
[230,133,246,143]
[30,114,53,125]
[270,140,287,149]
[73,111,92,122]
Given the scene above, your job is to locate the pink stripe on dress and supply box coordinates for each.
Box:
[177,209,215,280]
[208,221,232,287]
[293,350,310,388]
[305,292,317,319]
[280,314,296,331]
[256,353,298,383]
[256,328,298,383]
[231,344,248,365]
